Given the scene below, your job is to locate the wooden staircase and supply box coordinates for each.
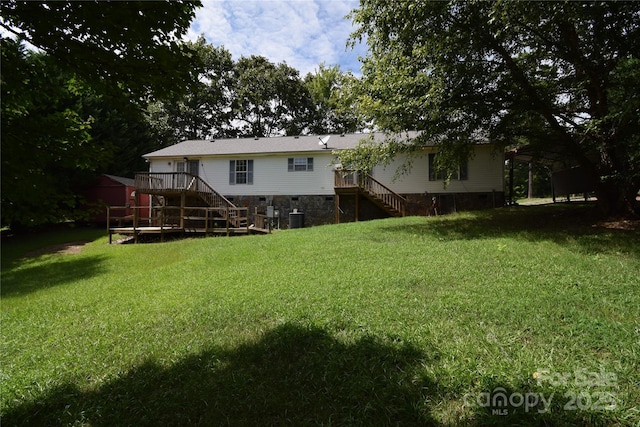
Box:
[334,170,406,218]
[135,172,245,228]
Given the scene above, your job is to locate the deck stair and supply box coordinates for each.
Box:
[135,172,243,228]
[334,170,406,218]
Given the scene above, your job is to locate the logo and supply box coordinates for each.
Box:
[463,368,618,416]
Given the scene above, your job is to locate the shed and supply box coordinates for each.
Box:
[84,174,149,223]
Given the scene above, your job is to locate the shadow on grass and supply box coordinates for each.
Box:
[0,225,104,265]
[2,323,436,426]
[3,322,625,426]
[381,204,640,258]
[0,255,107,298]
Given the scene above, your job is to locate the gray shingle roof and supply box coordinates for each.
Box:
[143,132,422,158]
[103,174,135,186]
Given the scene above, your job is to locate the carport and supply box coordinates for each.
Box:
[506,145,597,204]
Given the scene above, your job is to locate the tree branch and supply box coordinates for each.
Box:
[487,32,595,169]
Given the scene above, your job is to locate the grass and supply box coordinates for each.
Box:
[1,204,639,426]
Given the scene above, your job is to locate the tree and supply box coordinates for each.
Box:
[233,56,315,137]
[348,1,640,217]
[1,1,202,227]
[146,37,236,145]
[305,64,364,135]
[1,39,111,227]
[1,0,201,101]
[80,94,157,178]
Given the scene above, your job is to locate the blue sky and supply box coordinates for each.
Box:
[185,0,368,76]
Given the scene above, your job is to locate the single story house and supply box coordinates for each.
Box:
[141,132,505,228]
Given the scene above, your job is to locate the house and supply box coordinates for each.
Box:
[83,174,150,223]
[139,132,505,229]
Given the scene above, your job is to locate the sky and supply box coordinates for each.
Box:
[185,0,368,76]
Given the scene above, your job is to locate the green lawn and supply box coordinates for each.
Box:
[1,205,638,426]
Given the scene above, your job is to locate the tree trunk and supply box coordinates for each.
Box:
[594,177,639,218]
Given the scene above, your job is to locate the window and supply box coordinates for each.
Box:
[229,159,253,185]
[288,157,314,172]
[429,153,468,181]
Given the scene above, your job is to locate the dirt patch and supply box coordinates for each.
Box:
[112,236,135,245]
[593,219,639,231]
[24,241,90,258]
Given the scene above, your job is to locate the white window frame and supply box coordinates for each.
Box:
[288,157,314,172]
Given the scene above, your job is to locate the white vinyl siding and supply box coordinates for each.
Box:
[190,153,336,196]
[428,153,468,181]
[372,145,503,193]
[148,145,503,196]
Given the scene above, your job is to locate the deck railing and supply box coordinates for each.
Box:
[107,205,251,242]
[182,206,249,233]
[107,205,182,243]
[253,213,268,231]
[335,170,406,217]
[135,172,235,210]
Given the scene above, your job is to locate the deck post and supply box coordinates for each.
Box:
[133,207,138,243]
[205,208,209,235]
[107,207,112,244]
[355,190,359,222]
[180,192,186,229]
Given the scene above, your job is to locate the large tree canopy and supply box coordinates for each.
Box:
[146,37,236,145]
[233,56,315,137]
[1,40,111,227]
[1,1,202,228]
[1,0,201,100]
[348,0,640,216]
[304,64,364,135]
[148,50,367,144]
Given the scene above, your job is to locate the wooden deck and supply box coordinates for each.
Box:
[108,226,270,243]
[109,226,182,243]
[107,205,270,243]
[107,173,275,243]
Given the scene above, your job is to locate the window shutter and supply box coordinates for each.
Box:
[428,153,436,181]
[229,160,236,185]
[188,160,199,176]
[460,162,468,180]
[288,158,294,172]
[307,158,314,171]
[247,160,254,184]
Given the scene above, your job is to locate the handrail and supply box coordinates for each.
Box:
[335,170,406,217]
[181,206,249,232]
[135,172,236,210]
[107,205,248,231]
[135,172,246,227]
[107,205,182,243]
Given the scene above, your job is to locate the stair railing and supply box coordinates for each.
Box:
[335,170,406,217]
[136,172,244,226]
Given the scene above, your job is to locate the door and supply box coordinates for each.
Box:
[176,160,199,188]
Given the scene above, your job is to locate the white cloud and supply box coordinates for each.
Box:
[186,0,367,76]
